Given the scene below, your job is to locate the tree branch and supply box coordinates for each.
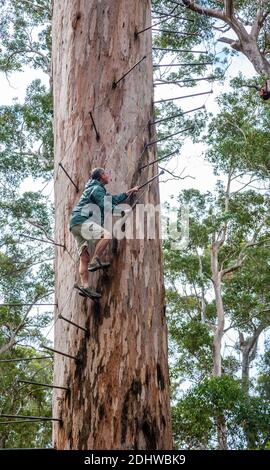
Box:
[221,238,270,279]
[224,0,234,19]
[24,219,54,243]
[242,83,261,91]
[221,256,245,278]
[5,48,51,76]
[216,168,234,244]
[0,291,54,357]
[218,37,241,51]
[239,323,266,356]
[0,337,17,356]
[181,0,225,21]
[159,165,195,181]
[251,1,270,40]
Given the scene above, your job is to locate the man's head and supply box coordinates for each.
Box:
[91,167,109,185]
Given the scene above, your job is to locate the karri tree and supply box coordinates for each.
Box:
[52,1,172,450]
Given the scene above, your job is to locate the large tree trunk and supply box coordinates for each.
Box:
[52,0,172,450]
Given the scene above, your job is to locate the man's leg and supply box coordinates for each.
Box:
[89,233,111,265]
[79,246,90,288]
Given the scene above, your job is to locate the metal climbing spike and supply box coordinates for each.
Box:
[154,77,213,86]
[0,413,61,422]
[112,56,147,89]
[139,149,179,171]
[58,314,89,334]
[126,171,165,212]
[58,162,79,193]
[154,90,213,104]
[153,62,213,68]
[140,126,194,155]
[137,170,165,191]
[40,344,81,363]
[17,379,69,392]
[0,356,52,363]
[152,47,207,54]
[89,111,100,142]
[149,105,205,126]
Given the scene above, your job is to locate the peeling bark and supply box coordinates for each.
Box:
[52,0,172,450]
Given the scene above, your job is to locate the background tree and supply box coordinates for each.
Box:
[0,0,54,447]
[164,81,270,448]
[0,350,53,448]
[153,0,270,100]
[165,184,270,449]
[206,81,270,178]
[0,0,52,85]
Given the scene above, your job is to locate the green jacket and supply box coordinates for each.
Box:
[69,178,128,229]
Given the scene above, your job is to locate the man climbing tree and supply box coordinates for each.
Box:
[70,167,139,299]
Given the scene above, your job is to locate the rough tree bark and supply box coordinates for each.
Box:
[52,0,172,450]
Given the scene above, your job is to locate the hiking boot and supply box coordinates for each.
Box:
[88,256,110,272]
[83,287,102,299]
[74,283,101,299]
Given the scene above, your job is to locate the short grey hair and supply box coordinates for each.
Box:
[91,167,105,180]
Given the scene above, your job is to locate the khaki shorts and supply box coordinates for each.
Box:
[70,220,111,256]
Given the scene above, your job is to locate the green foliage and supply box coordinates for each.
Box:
[0,347,53,448]
[206,84,270,179]
[0,81,53,184]
[164,91,270,448]
[0,0,54,449]
[181,319,212,354]
[172,375,270,449]
[0,0,51,75]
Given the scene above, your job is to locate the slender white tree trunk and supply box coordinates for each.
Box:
[211,243,224,378]
[211,242,228,450]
